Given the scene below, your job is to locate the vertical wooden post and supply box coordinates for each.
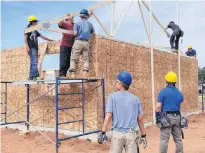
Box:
[149,0,156,124]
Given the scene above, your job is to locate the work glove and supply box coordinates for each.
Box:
[139,134,147,148]
[97,131,107,144]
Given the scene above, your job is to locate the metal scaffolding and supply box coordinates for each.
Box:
[1,77,106,153]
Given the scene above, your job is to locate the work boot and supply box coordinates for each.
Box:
[171,48,178,54]
[28,77,33,81]
[83,70,89,78]
[70,72,76,78]
[59,75,67,79]
[33,76,43,81]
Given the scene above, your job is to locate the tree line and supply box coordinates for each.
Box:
[199,67,205,83]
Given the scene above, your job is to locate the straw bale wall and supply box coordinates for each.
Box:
[1,35,199,132]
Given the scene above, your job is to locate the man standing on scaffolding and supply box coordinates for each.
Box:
[98,71,147,153]
[58,15,75,78]
[69,9,95,78]
[24,15,54,80]
[165,21,184,53]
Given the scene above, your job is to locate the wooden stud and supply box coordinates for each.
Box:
[24,0,114,33]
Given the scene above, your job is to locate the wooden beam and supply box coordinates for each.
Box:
[113,1,133,36]
[153,29,164,44]
[92,12,110,36]
[138,1,150,44]
[111,1,115,36]
[25,0,114,34]
[149,0,156,125]
[141,0,170,36]
[44,28,74,34]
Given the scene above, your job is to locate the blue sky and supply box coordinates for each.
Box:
[1,1,205,67]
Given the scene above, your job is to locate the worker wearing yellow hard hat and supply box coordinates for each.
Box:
[24,15,54,80]
[185,45,196,58]
[28,15,39,22]
[156,71,185,153]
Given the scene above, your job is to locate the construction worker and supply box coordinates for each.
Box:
[156,71,184,153]
[24,15,54,80]
[185,45,196,58]
[58,16,75,78]
[165,21,184,52]
[98,71,147,153]
[69,9,95,78]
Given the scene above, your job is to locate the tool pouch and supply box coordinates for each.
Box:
[157,112,171,128]
[180,115,188,129]
[180,30,184,37]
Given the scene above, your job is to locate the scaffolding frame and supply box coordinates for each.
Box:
[1,77,106,153]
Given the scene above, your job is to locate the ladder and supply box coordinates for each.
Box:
[55,77,105,153]
[1,82,8,125]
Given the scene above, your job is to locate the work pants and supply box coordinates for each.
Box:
[69,40,89,72]
[170,29,181,50]
[59,46,72,76]
[29,48,39,79]
[160,114,183,153]
[110,130,139,153]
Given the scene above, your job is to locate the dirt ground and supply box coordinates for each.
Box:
[1,114,205,153]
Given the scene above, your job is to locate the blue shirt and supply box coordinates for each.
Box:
[106,91,142,132]
[185,49,196,57]
[157,86,184,112]
[74,19,95,40]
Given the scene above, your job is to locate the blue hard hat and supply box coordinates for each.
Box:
[80,9,89,15]
[117,71,132,85]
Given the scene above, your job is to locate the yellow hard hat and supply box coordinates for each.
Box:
[28,15,38,22]
[188,45,192,49]
[165,71,178,83]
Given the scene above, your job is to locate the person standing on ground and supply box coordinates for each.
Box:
[185,45,196,58]
[69,9,95,78]
[165,21,184,52]
[24,15,54,80]
[58,16,75,78]
[156,71,184,153]
[98,71,147,153]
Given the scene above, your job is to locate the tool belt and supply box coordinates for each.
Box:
[179,114,188,139]
[166,111,180,115]
[78,39,89,41]
[157,112,188,128]
[156,112,171,128]
[157,111,188,139]
[180,115,188,129]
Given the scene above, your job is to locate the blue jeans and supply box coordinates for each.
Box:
[29,48,39,79]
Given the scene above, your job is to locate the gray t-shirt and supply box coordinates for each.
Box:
[167,23,180,31]
[106,91,143,132]
[74,19,95,40]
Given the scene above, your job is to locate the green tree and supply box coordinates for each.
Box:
[198,66,205,82]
